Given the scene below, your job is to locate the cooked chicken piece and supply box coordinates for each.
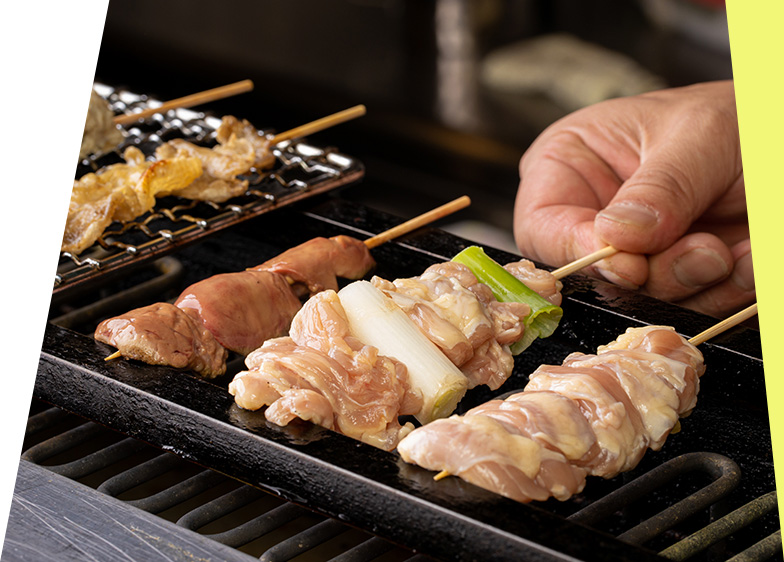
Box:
[63,147,202,254]
[94,302,227,377]
[175,270,303,356]
[216,115,276,170]
[151,115,276,203]
[79,89,125,160]
[397,326,704,503]
[153,138,250,202]
[253,235,376,296]
[229,291,422,450]
[67,115,278,254]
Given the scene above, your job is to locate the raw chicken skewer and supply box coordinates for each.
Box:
[228,250,565,448]
[399,303,758,503]
[225,232,701,450]
[98,196,471,368]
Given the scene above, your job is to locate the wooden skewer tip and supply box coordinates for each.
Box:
[688,303,758,346]
[433,470,450,481]
[271,104,367,145]
[105,350,123,361]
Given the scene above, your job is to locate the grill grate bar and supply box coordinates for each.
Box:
[259,518,354,562]
[96,452,186,497]
[22,422,148,478]
[25,406,69,436]
[201,503,308,549]
[727,530,783,562]
[327,536,397,562]
[569,452,741,546]
[21,403,419,559]
[177,484,271,530]
[22,421,104,463]
[126,469,228,513]
[660,492,779,561]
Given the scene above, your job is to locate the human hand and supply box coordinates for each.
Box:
[513,80,753,318]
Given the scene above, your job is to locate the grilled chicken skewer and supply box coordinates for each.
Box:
[398,304,758,503]
[81,80,256,161]
[97,197,471,373]
[67,104,367,255]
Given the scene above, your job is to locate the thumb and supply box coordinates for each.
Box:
[594,119,741,255]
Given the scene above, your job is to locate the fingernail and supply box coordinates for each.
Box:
[597,203,658,228]
[673,249,730,288]
[595,267,639,290]
[731,251,755,292]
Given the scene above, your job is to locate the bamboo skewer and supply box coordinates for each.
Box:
[113,79,255,126]
[551,246,619,280]
[688,303,758,346]
[432,302,759,481]
[363,196,471,249]
[105,196,471,362]
[270,105,367,145]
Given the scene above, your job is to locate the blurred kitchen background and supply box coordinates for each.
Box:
[93,0,731,255]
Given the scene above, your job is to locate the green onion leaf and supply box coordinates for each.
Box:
[452,246,563,354]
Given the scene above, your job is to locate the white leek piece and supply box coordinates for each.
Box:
[338,280,468,424]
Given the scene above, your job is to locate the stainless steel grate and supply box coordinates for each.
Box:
[56,84,364,299]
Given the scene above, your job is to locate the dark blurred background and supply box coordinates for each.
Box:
[93,0,732,254]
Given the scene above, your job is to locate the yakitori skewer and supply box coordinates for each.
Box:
[430,302,759,483]
[270,105,367,145]
[113,79,255,126]
[103,196,471,363]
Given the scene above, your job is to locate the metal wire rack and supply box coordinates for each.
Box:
[55,84,364,299]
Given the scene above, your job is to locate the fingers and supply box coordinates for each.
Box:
[674,239,756,318]
[514,128,627,266]
[594,84,742,255]
[643,232,734,302]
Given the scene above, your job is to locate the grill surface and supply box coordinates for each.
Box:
[27,196,777,561]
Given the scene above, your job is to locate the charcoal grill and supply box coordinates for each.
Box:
[8,196,776,562]
[6,83,780,561]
